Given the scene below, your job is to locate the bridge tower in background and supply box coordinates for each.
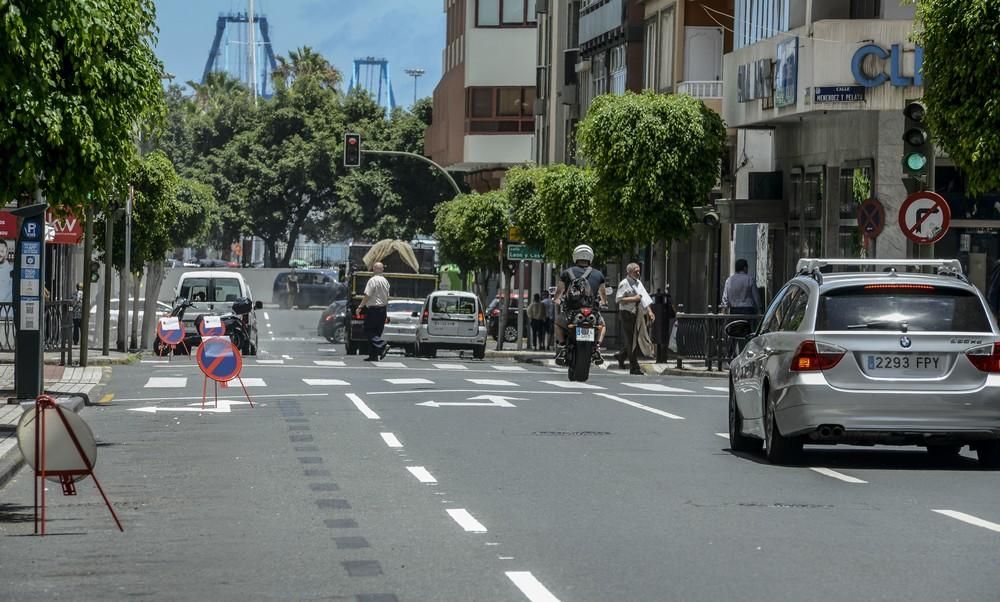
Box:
[201,11,279,99]
[349,57,396,115]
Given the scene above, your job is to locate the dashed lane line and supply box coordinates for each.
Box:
[506,571,561,602]
[263,312,270,320]
[380,432,403,448]
[446,508,487,533]
[346,393,380,420]
[385,378,434,385]
[932,509,1000,533]
[809,467,868,484]
[705,386,729,393]
[367,389,581,396]
[406,466,437,483]
[595,393,685,420]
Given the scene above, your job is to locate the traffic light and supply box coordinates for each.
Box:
[344,133,361,167]
[902,101,932,193]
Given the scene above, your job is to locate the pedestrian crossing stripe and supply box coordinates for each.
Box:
[145,377,188,388]
[466,379,517,387]
[539,380,605,390]
[433,363,467,370]
[385,378,433,385]
[255,359,284,364]
[704,386,728,393]
[492,365,527,372]
[621,383,694,393]
[303,379,350,386]
[239,378,268,387]
[314,360,346,367]
[376,362,407,369]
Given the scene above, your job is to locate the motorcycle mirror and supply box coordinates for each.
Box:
[254,300,263,310]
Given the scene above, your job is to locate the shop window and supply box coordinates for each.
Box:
[466,87,535,134]
[476,0,535,27]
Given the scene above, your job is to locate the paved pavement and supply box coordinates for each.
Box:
[0,307,996,600]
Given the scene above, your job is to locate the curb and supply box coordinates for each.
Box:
[0,354,139,367]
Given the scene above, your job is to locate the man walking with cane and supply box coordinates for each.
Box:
[359,262,391,361]
[615,263,655,375]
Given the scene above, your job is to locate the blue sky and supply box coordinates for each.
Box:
[153,0,444,106]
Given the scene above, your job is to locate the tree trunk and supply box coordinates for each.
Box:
[130,270,142,350]
[80,207,95,366]
[280,219,305,267]
[264,239,278,268]
[141,261,165,350]
[116,268,128,351]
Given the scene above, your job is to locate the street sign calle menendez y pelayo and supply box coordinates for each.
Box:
[506,244,544,261]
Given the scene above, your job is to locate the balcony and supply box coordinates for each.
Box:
[677,81,723,99]
[579,0,624,46]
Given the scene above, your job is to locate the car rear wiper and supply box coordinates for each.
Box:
[846,320,909,332]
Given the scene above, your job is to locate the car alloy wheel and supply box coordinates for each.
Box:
[503,325,519,343]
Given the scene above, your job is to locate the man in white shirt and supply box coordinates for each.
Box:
[359,262,391,361]
[615,263,655,374]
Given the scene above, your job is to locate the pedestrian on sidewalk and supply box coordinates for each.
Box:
[359,262,390,361]
[541,290,555,350]
[615,263,655,375]
[72,282,83,345]
[527,293,547,350]
[721,259,760,315]
[286,269,300,309]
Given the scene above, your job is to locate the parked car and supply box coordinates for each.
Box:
[317,300,348,344]
[345,272,438,355]
[174,271,261,354]
[272,269,344,309]
[725,258,1000,468]
[197,258,231,268]
[486,294,530,342]
[382,300,425,355]
[88,298,172,343]
[415,291,487,358]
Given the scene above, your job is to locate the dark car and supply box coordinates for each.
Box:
[486,295,531,342]
[317,300,347,343]
[272,269,345,309]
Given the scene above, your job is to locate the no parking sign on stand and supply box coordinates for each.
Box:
[198,315,225,337]
[156,316,188,359]
[196,336,255,410]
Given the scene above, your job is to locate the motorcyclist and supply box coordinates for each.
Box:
[553,244,608,365]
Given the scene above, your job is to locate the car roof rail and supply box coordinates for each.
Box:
[795,258,965,280]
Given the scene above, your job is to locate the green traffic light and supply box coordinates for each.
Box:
[905,152,927,171]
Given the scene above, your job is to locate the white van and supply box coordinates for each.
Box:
[173,270,261,354]
[414,291,487,359]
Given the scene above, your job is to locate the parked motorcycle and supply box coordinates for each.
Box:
[152,298,195,356]
[194,296,257,355]
[562,305,600,382]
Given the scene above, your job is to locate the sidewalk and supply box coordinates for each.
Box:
[484,348,727,378]
[0,349,137,366]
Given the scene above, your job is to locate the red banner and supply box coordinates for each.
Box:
[0,212,16,239]
[0,209,83,244]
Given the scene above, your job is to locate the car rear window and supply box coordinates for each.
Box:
[817,285,991,332]
[388,301,423,314]
[432,296,477,314]
[180,277,243,303]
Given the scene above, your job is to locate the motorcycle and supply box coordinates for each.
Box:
[194,296,257,355]
[561,305,602,382]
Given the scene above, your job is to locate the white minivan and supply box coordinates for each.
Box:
[172,270,261,354]
[414,291,487,359]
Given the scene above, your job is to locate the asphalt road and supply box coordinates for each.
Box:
[1,308,998,601]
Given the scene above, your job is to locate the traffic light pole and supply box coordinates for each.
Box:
[360,149,462,197]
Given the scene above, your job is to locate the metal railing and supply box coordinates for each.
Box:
[677,80,724,99]
[672,310,763,371]
[0,301,75,358]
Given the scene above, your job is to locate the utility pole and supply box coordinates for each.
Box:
[404,68,425,106]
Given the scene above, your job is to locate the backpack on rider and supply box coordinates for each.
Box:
[563,267,593,309]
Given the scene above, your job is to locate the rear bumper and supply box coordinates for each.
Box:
[775,375,1000,442]
[417,331,487,348]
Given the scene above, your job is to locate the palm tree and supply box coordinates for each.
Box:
[272,47,342,90]
[186,72,248,110]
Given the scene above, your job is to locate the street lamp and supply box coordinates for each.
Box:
[404,68,425,106]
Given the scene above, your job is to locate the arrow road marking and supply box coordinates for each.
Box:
[417,395,522,408]
[129,401,252,414]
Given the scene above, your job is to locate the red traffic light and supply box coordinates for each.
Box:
[347,137,358,145]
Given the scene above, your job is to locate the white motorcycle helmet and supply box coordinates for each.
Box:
[572,244,594,263]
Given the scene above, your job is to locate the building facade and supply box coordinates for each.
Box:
[425,0,538,192]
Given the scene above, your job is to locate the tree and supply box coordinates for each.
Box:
[576,91,727,246]
[433,191,510,299]
[910,0,1000,195]
[272,46,342,91]
[0,0,165,213]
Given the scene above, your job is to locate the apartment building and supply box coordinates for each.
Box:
[425,0,538,192]
[718,1,997,292]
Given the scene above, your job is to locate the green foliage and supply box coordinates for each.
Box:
[505,165,547,247]
[576,91,727,246]
[534,165,627,263]
[434,191,510,274]
[0,0,165,214]
[910,0,1000,195]
[173,178,218,249]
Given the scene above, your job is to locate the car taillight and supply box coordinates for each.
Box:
[491,309,500,317]
[966,342,1000,372]
[477,311,485,325]
[422,310,429,324]
[581,307,592,316]
[790,340,846,371]
[324,315,334,322]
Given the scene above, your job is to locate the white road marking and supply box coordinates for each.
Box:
[446,508,487,533]
[493,365,527,372]
[346,393,380,420]
[281,354,293,360]
[376,361,407,369]
[368,389,579,396]
[932,509,1000,533]
[318,348,339,353]
[705,386,729,392]
[715,433,730,439]
[620,383,693,393]
[407,466,438,483]
[144,377,187,388]
[263,312,270,320]
[140,360,170,364]
[380,432,403,448]
[619,393,727,398]
[255,359,284,364]
[112,393,329,402]
[466,379,517,386]
[548,367,564,372]
[434,363,468,370]
[540,380,605,390]
[266,323,272,328]
[237,378,267,387]
[595,393,684,420]
[506,571,560,602]
[303,379,350,386]
[809,467,868,484]
[385,378,434,385]
[314,360,346,367]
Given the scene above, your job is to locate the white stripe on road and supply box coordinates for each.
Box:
[434,363,468,370]
[380,432,403,448]
[446,508,487,533]
[368,389,580,396]
[540,380,605,390]
[620,383,693,393]
[376,361,407,369]
[140,360,170,364]
[705,386,729,393]
[407,466,438,483]
[809,467,868,484]
[506,572,561,602]
[303,379,350,386]
[492,365,527,372]
[281,354,293,360]
[466,379,517,387]
[715,433,730,439]
[385,378,434,385]
[237,378,268,387]
[111,393,329,402]
[314,360,346,367]
[144,377,187,388]
[346,393,380,420]
[255,359,284,364]
[263,312,270,320]
[932,509,1000,533]
[595,393,684,420]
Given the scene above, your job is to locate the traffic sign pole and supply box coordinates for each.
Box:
[12,204,47,401]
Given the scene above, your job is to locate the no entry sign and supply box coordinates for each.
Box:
[899,191,950,245]
[156,317,184,346]
[197,337,242,383]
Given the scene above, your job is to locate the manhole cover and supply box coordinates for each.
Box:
[532,431,611,436]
